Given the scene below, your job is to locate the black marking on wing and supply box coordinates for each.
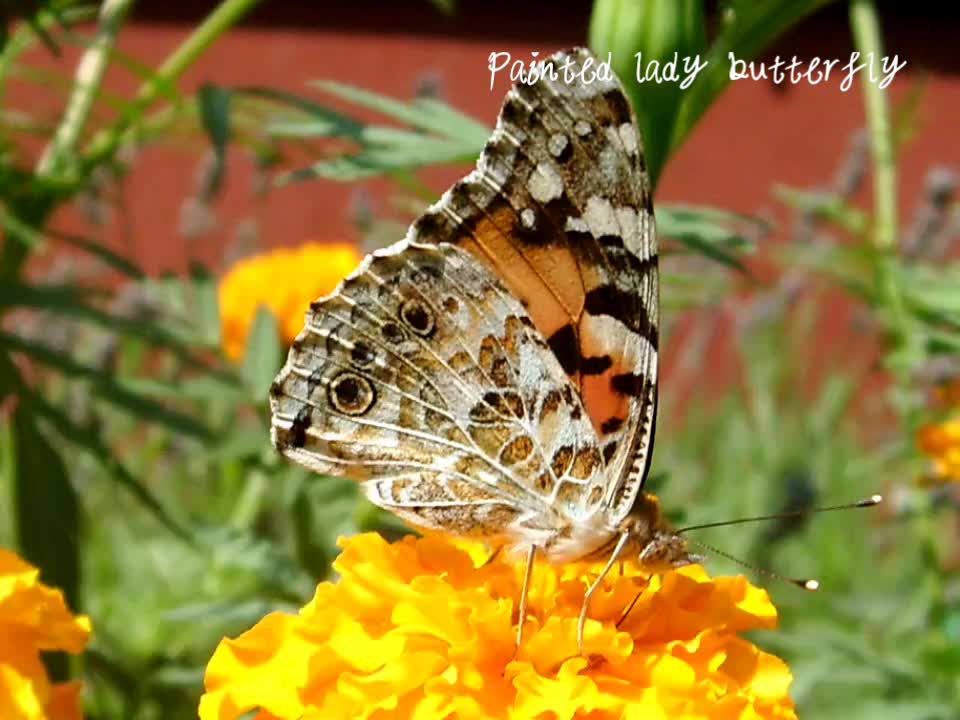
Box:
[580,355,613,375]
[611,372,647,397]
[600,417,624,434]
[547,324,580,375]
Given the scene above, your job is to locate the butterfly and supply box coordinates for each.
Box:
[269,46,702,652]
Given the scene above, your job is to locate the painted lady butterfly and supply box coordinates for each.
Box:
[269,46,702,651]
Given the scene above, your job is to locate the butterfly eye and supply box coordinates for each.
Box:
[327,371,376,416]
[398,299,435,337]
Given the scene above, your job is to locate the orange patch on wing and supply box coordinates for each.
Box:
[458,204,584,347]
[579,322,630,436]
[582,370,629,436]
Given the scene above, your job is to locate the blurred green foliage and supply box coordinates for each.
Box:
[0,1,957,719]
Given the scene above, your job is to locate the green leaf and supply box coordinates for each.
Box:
[291,485,334,578]
[190,262,223,348]
[242,306,282,399]
[0,352,79,681]
[0,281,216,363]
[280,132,478,183]
[47,227,145,278]
[774,185,869,235]
[245,82,489,184]
[590,0,706,187]
[237,86,366,141]
[898,263,960,316]
[23,385,189,541]
[311,80,489,144]
[122,375,245,403]
[657,204,760,272]
[428,0,457,15]
[0,331,212,439]
[669,0,836,154]
[0,207,45,248]
[197,84,232,197]
[0,212,145,278]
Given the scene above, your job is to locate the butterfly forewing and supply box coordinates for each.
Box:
[406,47,658,522]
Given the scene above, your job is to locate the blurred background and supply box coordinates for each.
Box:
[0,1,958,718]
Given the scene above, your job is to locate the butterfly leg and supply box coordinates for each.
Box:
[577,531,632,654]
[480,545,503,568]
[515,545,537,653]
[616,589,644,629]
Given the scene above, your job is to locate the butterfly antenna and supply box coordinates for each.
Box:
[687,537,820,590]
[675,494,882,534]
[615,537,818,632]
[617,495,881,629]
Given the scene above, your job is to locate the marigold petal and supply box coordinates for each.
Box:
[218,242,363,361]
[0,549,90,720]
[45,681,84,720]
[200,612,315,720]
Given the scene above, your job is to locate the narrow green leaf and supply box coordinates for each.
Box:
[45,227,145,278]
[190,262,222,348]
[242,306,281,399]
[0,282,214,362]
[411,98,491,145]
[122,375,245,403]
[774,185,869,235]
[0,331,212,439]
[898,264,960,315]
[657,204,759,272]
[0,208,45,247]
[24,385,189,541]
[197,84,232,197]
[312,80,489,143]
[291,485,333,578]
[670,0,835,153]
[237,86,365,141]
[428,0,457,15]
[9,401,79,682]
[279,134,478,184]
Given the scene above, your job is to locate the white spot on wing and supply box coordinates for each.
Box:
[528,162,564,204]
[547,133,569,158]
[520,208,536,229]
[583,196,618,237]
[618,123,638,155]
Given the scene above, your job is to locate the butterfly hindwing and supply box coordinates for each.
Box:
[270,241,612,558]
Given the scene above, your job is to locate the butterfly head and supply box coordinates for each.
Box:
[637,531,704,573]
[623,492,705,573]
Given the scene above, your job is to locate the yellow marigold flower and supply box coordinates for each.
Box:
[0,549,92,720]
[917,418,960,484]
[219,242,363,361]
[200,533,796,720]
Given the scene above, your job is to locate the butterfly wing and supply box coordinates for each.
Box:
[408,47,658,523]
[270,241,612,559]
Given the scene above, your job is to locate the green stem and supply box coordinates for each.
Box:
[850,0,897,251]
[3,0,260,284]
[849,0,907,357]
[82,0,262,167]
[36,0,135,177]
